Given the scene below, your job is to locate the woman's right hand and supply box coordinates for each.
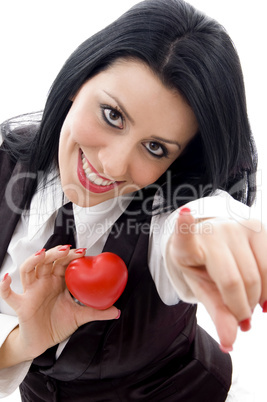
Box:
[0,246,120,367]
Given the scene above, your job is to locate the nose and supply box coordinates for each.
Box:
[98,140,132,180]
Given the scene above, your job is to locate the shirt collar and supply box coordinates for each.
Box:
[73,193,134,249]
[26,172,135,242]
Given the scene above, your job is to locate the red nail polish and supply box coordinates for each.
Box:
[75,248,87,254]
[220,344,233,354]
[179,207,191,215]
[239,318,251,332]
[58,245,71,251]
[35,248,46,256]
[2,273,9,282]
[262,301,267,313]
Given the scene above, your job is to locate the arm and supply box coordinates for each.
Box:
[0,325,32,370]
[0,314,32,397]
[0,314,22,370]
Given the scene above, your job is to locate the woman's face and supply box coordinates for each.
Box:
[59,59,198,207]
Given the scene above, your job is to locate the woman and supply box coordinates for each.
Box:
[0,0,265,400]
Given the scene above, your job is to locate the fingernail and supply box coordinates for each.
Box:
[75,248,87,254]
[35,248,46,256]
[220,344,233,354]
[239,318,251,332]
[179,207,191,215]
[2,273,9,282]
[58,245,72,251]
[115,309,121,319]
[262,301,267,313]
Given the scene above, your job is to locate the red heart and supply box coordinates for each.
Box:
[65,252,128,310]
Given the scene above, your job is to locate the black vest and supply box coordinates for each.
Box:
[0,148,232,401]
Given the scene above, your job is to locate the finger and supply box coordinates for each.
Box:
[41,245,72,265]
[171,208,205,267]
[20,248,46,286]
[233,244,261,311]
[175,211,253,322]
[20,246,71,282]
[52,248,87,277]
[72,298,121,327]
[204,245,252,322]
[184,272,238,349]
[0,274,21,311]
[249,227,267,309]
[35,245,72,278]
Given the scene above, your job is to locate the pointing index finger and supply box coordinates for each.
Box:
[171,207,205,267]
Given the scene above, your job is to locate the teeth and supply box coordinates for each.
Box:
[94,177,103,185]
[88,172,97,180]
[81,152,115,186]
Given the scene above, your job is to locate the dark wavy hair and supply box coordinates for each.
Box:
[1,0,257,210]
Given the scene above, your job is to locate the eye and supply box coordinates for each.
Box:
[143,141,169,158]
[101,106,124,129]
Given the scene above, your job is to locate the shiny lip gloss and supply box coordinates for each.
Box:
[77,149,122,194]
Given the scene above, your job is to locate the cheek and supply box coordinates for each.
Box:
[132,162,170,188]
[144,157,179,187]
[61,106,101,147]
[70,114,104,148]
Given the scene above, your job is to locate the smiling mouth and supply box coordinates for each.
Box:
[81,152,116,186]
[77,150,122,193]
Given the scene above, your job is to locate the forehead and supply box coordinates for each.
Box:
[76,58,198,143]
[93,58,175,98]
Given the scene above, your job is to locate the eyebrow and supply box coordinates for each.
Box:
[103,90,135,124]
[151,136,181,150]
[103,90,181,150]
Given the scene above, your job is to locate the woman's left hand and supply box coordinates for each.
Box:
[168,208,267,352]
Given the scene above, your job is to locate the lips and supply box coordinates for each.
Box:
[77,149,121,193]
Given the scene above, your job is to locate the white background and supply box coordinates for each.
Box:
[0,1,266,401]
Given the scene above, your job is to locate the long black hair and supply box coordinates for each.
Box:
[1,0,257,210]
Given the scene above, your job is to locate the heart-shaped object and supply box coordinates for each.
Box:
[65,252,128,310]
